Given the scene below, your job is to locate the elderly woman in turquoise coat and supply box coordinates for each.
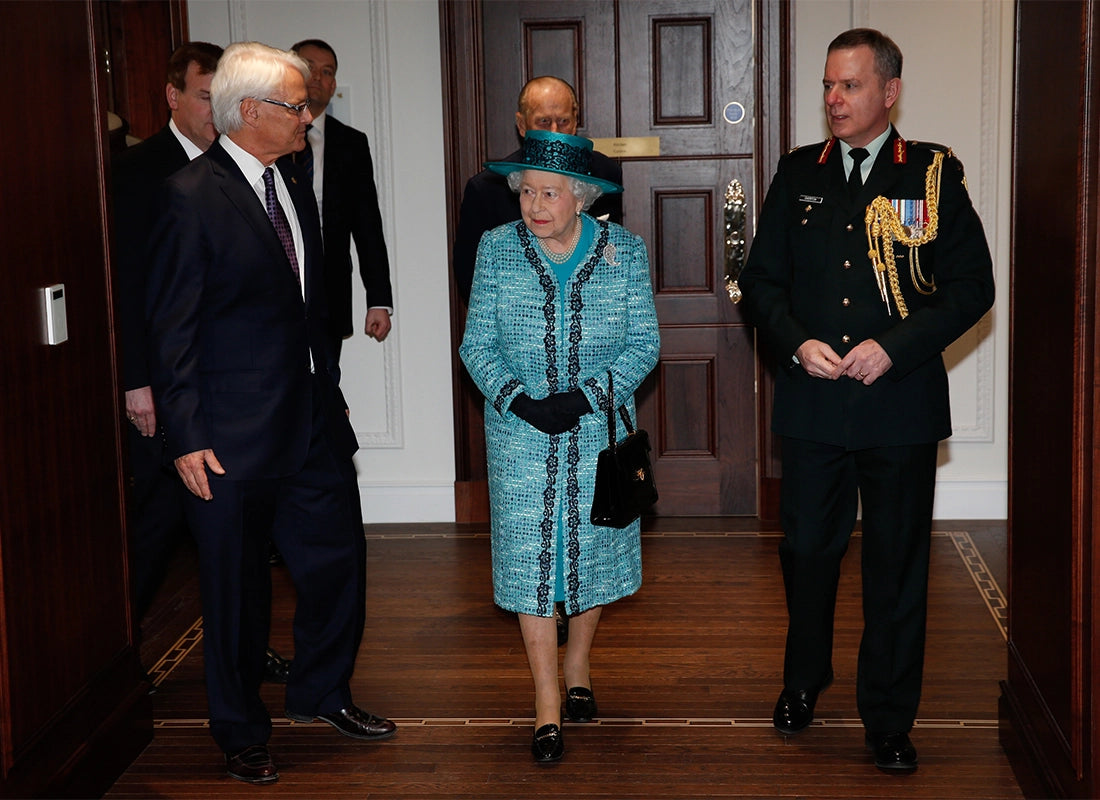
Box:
[460,130,660,763]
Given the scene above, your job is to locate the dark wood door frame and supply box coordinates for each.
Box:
[1000,2,1100,796]
[438,0,789,522]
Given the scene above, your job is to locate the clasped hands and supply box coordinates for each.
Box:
[510,390,592,435]
[796,338,892,385]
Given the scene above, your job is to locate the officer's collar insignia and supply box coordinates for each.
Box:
[817,137,837,164]
[893,138,908,164]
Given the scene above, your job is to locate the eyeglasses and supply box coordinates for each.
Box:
[259,98,310,116]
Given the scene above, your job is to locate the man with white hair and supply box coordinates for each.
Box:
[145,41,395,785]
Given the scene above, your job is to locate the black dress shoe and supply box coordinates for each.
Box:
[268,543,285,566]
[772,673,833,735]
[866,731,918,772]
[555,602,569,646]
[263,647,291,683]
[225,744,279,784]
[565,686,597,722]
[286,705,397,740]
[531,722,564,763]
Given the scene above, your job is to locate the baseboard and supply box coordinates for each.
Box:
[932,480,1006,519]
[357,479,1007,524]
[359,483,456,523]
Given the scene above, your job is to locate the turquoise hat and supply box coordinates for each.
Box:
[485,130,623,194]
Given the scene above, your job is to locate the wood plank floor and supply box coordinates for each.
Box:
[107,519,1022,799]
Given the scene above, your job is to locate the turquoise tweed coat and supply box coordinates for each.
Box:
[460,216,660,617]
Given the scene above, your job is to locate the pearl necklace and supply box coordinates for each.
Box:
[538,218,582,264]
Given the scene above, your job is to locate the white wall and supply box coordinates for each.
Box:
[188,0,1012,521]
[793,1,1012,519]
[189,0,455,522]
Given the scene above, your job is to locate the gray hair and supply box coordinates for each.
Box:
[211,42,310,134]
[506,170,604,211]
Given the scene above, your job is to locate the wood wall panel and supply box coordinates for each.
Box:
[0,1,153,795]
[1001,1,1100,796]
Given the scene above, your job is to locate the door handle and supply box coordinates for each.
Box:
[723,178,745,303]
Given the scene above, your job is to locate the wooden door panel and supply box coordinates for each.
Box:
[0,1,152,795]
[619,0,754,157]
[482,0,617,155]
[622,158,752,325]
[636,325,756,515]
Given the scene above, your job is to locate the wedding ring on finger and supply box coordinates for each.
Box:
[857,370,866,379]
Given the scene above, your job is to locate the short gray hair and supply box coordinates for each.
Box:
[211,42,309,134]
[506,170,604,211]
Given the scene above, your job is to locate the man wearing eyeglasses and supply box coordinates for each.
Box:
[145,42,395,786]
[290,38,393,362]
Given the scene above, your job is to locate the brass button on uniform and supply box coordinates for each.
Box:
[846,223,854,231]
[842,298,851,307]
[843,260,851,269]
[841,335,851,344]
[801,219,808,225]
[805,204,813,212]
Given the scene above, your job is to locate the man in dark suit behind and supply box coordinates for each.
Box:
[452,75,623,304]
[145,42,395,785]
[738,28,995,773]
[112,41,290,686]
[112,41,221,622]
[290,38,393,360]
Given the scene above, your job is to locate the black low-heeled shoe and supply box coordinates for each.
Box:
[565,686,598,722]
[531,722,564,763]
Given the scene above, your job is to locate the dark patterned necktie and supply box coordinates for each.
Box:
[297,124,314,182]
[262,167,300,284]
[848,147,869,201]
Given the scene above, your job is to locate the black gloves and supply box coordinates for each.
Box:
[510,390,593,435]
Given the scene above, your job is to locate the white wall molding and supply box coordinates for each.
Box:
[932,479,1006,520]
[948,0,1004,444]
[354,0,405,450]
[359,483,456,524]
[227,0,247,41]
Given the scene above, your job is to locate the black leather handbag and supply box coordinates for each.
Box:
[590,371,658,528]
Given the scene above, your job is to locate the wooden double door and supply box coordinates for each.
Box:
[446,0,784,519]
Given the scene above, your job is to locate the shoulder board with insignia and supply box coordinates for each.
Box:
[786,139,833,157]
[907,140,955,158]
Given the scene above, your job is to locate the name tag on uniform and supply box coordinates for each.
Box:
[799,194,824,204]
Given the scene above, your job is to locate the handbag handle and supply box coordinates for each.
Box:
[605,371,635,452]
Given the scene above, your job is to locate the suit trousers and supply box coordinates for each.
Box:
[127,424,189,621]
[184,375,366,753]
[778,436,937,735]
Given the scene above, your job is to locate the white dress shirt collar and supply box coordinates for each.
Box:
[168,118,206,161]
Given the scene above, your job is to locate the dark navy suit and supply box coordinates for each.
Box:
[146,138,364,752]
[739,127,995,735]
[111,125,191,619]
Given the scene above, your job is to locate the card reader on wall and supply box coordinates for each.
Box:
[42,284,68,345]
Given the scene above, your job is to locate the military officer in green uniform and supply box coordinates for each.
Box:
[738,28,995,772]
